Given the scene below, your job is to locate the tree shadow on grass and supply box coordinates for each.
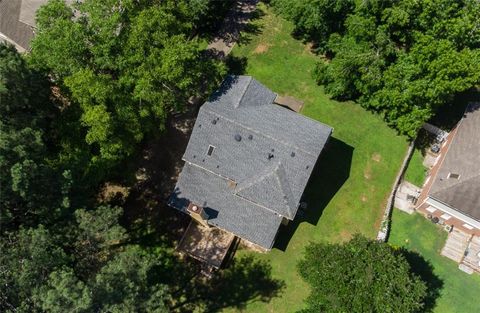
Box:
[225,54,248,75]
[202,255,285,312]
[399,248,444,313]
[274,137,353,251]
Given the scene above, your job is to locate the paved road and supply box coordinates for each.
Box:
[207,0,258,59]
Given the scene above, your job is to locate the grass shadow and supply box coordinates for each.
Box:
[274,137,353,251]
[225,54,248,75]
[203,255,285,312]
[400,248,444,313]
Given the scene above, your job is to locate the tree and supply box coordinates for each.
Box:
[281,0,480,137]
[297,235,427,313]
[0,226,69,312]
[92,246,170,313]
[72,206,128,277]
[37,269,93,313]
[366,36,480,137]
[0,43,70,229]
[272,0,354,52]
[30,0,225,164]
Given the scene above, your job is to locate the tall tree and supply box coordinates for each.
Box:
[0,226,69,311]
[278,0,480,136]
[0,43,70,229]
[30,0,225,164]
[297,235,427,313]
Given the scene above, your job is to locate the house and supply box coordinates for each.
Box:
[416,103,480,236]
[0,0,49,52]
[169,76,332,252]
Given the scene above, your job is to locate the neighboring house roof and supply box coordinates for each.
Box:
[169,76,332,249]
[0,0,48,51]
[429,103,480,221]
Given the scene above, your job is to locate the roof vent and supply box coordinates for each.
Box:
[234,134,242,142]
[207,145,215,156]
[448,173,460,179]
[268,153,274,160]
[291,152,295,157]
[248,134,253,140]
[212,119,217,125]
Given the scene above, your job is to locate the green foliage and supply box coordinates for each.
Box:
[297,235,427,313]
[93,246,170,313]
[73,206,128,276]
[30,0,225,164]
[280,0,480,136]
[272,0,354,52]
[0,43,70,229]
[0,226,69,311]
[37,269,93,313]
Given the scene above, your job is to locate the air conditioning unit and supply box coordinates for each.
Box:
[444,224,453,232]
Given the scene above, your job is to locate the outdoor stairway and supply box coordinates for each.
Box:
[462,236,480,272]
[441,229,471,263]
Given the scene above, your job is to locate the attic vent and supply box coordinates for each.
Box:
[448,173,460,179]
[207,145,215,156]
[234,134,242,142]
[248,134,253,140]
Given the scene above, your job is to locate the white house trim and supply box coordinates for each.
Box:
[426,197,480,229]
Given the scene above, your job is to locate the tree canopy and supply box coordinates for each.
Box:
[29,0,225,165]
[297,235,427,313]
[275,0,480,137]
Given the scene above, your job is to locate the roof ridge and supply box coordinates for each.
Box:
[234,162,280,194]
[233,76,253,108]
[273,163,295,218]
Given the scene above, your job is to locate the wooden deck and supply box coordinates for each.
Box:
[177,220,235,269]
[441,229,471,263]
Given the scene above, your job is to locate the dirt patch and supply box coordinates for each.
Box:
[372,153,382,162]
[364,163,372,180]
[304,42,314,54]
[361,194,368,202]
[253,43,269,54]
[98,183,130,203]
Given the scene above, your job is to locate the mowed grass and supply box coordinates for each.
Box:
[389,210,480,313]
[404,148,427,187]
[225,4,409,312]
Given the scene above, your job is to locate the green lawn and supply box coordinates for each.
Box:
[389,210,480,313]
[404,148,427,187]
[225,4,409,312]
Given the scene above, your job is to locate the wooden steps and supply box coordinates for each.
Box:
[441,229,471,263]
[462,236,480,272]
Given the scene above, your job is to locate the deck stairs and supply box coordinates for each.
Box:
[441,229,472,263]
[462,236,480,272]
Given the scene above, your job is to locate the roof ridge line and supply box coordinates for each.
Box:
[233,76,253,108]
[234,162,280,194]
[274,163,295,217]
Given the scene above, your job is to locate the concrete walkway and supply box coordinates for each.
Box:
[207,0,258,59]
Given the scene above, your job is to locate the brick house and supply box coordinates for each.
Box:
[416,103,480,236]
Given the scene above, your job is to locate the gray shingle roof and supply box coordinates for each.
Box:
[169,76,332,249]
[0,0,39,51]
[430,103,480,221]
